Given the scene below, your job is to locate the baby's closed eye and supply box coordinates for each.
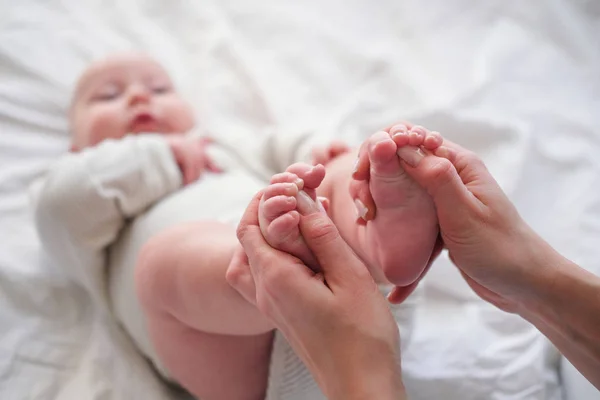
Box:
[149,81,172,95]
[93,83,121,101]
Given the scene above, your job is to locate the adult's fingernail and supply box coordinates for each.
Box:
[316,196,328,214]
[352,158,359,174]
[354,199,368,220]
[397,146,425,167]
[294,178,305,190]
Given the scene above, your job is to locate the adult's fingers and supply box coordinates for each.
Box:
[351,139,370,181]
[386,280,420,304]
[348,179,375,223]
[236,192,321,303]
[298,210,372,289]
[236,191,268,264]
[433,140,493,190]
[398,148,482,222]
[225,245,257,306]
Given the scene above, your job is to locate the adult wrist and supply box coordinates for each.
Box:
[325,351,406,400]
[500,225,562,313]
[514,227,600,343]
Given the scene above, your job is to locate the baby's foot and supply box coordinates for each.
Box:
[362,124,443,286]
[258,163,326,271]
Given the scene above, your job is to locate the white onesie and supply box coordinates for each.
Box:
[33,131,419,400]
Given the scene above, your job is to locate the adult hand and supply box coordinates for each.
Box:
[167,135,221,185]
[352,125,540,312]
[353,125,600,390]
[227,191,406,400]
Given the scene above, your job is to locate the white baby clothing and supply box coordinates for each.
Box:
[32,131,420,400]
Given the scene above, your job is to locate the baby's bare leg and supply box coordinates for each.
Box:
[136,222,273,399]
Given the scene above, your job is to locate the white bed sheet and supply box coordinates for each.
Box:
[1,0,599,399]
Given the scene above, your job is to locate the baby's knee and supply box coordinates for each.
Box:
[135,222,236,314]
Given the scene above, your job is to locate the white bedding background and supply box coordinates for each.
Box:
[1,0,599,399]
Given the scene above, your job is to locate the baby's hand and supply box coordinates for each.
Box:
[311,140,351,166]
[167,135,221,185]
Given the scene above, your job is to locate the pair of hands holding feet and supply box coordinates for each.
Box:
[228,121,600,398]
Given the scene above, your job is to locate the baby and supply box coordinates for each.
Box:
[34,52,442,400]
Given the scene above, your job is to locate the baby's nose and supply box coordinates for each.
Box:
[128,85,151,106]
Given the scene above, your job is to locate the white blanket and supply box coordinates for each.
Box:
[1,0,599,399]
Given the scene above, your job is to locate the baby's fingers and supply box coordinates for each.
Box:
[206,157,223,173]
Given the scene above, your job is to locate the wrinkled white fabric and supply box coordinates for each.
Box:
[1,0,599,399]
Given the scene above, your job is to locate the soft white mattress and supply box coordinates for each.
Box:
[1,1,599,399]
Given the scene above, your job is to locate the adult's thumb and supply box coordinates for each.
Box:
[397,147,476,222]
[299,209,367,286]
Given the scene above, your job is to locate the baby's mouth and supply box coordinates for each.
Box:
[129,112,160,133]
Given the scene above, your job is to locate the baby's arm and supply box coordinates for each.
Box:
[34,135,182,302]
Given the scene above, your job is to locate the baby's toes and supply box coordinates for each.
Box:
[408,125,427,147]
[270,171,304,190]
[423,130,443,150]
[266,211,301,246]
[263,182,299,202]
[389,124,410,147]
[286,163,326,191]
[261,195,297,223]
[368,130,400,175]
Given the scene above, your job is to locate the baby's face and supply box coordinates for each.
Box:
[70,54,195,150]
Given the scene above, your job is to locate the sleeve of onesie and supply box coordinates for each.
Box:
[33,135,182,305]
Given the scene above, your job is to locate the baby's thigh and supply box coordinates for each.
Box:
[136,220,273,334]
[136,221,236,324]
[136,222,274,399]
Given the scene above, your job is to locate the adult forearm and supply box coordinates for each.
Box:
[520,238,600,389]
[523,306,600,389]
